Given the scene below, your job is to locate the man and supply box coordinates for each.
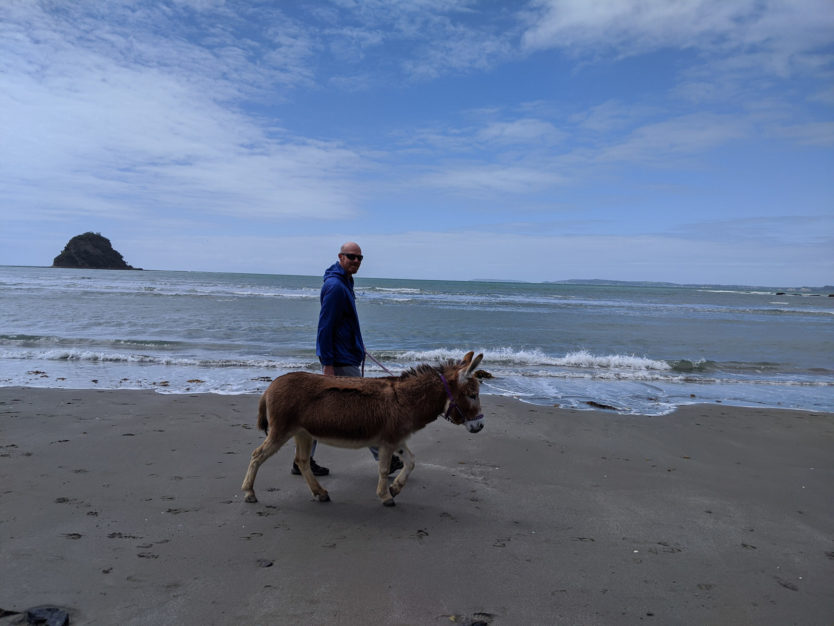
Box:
[292,242,402,476]
[317,242,366,380]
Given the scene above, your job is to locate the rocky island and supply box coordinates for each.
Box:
[52,232,140,270]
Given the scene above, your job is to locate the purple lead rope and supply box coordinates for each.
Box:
[364,351,396,376]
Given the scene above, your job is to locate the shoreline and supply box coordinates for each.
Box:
[5,377,833,418]
[1,388,832,624]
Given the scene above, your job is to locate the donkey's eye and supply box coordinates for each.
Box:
[469,393,478,400]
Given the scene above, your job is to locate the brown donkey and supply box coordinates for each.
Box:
[242,351,484,506]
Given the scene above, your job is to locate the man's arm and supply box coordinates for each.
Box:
[316,281,345,370]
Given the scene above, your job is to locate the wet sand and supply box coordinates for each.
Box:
[1,388,832,625]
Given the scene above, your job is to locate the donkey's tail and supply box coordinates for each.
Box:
[257,394,269,434]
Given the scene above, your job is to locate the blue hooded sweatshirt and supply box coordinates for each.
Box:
[316,262,365,367]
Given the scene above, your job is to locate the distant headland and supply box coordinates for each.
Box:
[52,232,141,270]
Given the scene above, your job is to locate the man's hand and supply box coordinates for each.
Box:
[323,365,336,376]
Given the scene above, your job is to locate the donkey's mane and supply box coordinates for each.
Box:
[397,360,456,380]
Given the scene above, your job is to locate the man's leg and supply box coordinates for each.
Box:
[333,364,362,377]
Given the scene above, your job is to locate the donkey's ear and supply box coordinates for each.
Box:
[463,353,484,378]
[461,351,474,366]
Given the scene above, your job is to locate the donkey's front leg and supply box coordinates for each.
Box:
[376,445,396,506]
[388,444,415,499]
[294,433,330,502]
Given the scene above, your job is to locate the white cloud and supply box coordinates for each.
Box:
[0,2,363,221]
[401,27,513,79]
[596,113,747,164]
[810,86,834,105]
[309,0,516,80]
[401,109,749,199]
[421,164,567,195]
[476,118,565,145]
[522,0,748,53]
[519,0,834,139]
[521,0,834,63]
[774,122,834,147]
[571,100,654,134]
[673,215,834,246]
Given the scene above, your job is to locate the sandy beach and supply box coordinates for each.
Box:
[1,388,832,625]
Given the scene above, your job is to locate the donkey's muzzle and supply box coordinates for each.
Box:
[465,415,484,433]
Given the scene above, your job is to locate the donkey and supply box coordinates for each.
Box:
[241,351,484,506]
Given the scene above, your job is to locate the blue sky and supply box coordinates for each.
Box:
[1,0,832,285]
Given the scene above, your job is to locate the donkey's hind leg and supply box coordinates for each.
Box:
[242,432,292,503]
[293,432,330,502]
[388,443,415,499]
[375,445,397,506]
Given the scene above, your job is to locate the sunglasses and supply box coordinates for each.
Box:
[341,253,363,261]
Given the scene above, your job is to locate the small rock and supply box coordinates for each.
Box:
[586,400,620,411]
[25,605,70,626]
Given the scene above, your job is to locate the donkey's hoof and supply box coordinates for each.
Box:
[244,494,258,503]
[317,493,331,502]
[382,498,396,507]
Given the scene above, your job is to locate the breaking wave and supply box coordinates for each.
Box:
[395,347,671,371]
[0,348,311,370]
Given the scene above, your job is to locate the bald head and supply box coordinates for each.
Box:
[340,242,361,255]
[338,241,363,275]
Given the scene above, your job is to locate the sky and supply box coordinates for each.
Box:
[1,0,833,286]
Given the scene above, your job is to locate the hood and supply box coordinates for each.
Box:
[323,262,345,281]
[323,262,353,288]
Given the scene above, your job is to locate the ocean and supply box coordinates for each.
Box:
[1,265,832,416]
